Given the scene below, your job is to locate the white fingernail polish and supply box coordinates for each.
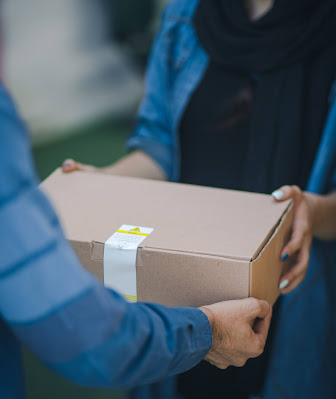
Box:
[279,279,289,290]
[271,190,284,200]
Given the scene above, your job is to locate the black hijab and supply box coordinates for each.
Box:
[188,0,336,193]
[195,0,336,73]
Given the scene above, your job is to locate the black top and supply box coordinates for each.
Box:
[178,62,327,399]
[179,47,336,195]
[177,1,336,397]
[179,63,256,190]
[179,58,333,194]
[178,9,336,399]
[179,0,336,194]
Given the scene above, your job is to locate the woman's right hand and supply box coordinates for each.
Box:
[62,159,98,173]
[61,152,167,181]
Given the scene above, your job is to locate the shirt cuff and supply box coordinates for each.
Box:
[189,307,213,357]
[127,136,177,181]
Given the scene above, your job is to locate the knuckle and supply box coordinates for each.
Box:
[235,358,247,368]
[292,230,303,243]
[301,223,310,235]
[303,251,310,264]
[256,342,265,356]
[288,235,300,249]
[294,256,310,275]
[249,298,262,311]
[292,268,304,279]
[292,185,302,196]
[250,344,264,358]
[289,239,302,253]
[253,337,265,354]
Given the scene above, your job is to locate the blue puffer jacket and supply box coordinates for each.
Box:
[127,1,336,398]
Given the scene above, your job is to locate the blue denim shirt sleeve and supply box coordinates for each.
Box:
[0,84,212,390]
[127,7,176,180]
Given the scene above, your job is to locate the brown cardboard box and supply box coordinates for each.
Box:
[41,169,293,306]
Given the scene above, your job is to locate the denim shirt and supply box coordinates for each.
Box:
[128,1,336,398]
[0,80,212,398]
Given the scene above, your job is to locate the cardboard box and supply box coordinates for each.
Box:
[41,169,293,306]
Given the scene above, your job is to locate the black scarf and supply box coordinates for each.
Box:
[192,0,336,193]
[195,0,336,73]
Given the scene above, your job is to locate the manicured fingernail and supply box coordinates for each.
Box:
[281,253,289,262]
[62,161,72,167]
[279,279,289,290]
[271,190,284,200]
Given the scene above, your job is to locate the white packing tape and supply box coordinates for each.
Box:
[103,224,154,302]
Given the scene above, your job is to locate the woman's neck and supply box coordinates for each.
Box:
[245,0,274,21]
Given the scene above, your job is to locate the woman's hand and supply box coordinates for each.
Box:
[62,151,167,181]
[271,185,317,294]
[62,158,97,173]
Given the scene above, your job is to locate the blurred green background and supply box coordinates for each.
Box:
[29,120,129,399]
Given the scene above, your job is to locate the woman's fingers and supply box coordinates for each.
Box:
[279,238,311,293]
[271,185,313,293]
[280,273,304,295]
[272,185,305,258]
[62,159,96,173]
[62,159,82,172]
[271,185,302,202]
[280,269,307,294]
[281,218,308,259]
[279,188,308,260]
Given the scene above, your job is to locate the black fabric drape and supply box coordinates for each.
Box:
[195,0,336,73]
[194,0,336,192]
[179,0,336,194]
[178,2,336,397]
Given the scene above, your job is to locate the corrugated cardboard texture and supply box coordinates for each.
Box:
[71,241,104,281]
[137,248,250,307]
[42,169,292,306]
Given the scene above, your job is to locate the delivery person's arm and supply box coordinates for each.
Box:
[0,84,210,388]
[0,84,271,388]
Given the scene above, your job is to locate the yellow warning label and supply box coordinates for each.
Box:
[116,230,149,236]
[122,294,137,302]
[130,227,140,232]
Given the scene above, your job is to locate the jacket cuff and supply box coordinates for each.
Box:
[127,136,177,182]
[189,307,213,356]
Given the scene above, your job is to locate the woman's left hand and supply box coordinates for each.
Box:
[271,185,316,294]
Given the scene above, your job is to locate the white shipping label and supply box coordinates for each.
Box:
[103,225,154,302]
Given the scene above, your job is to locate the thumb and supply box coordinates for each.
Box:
[253,306,272,347]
